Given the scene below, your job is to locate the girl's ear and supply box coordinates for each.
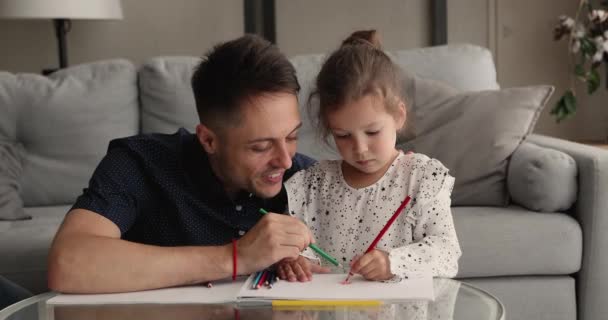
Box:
[395,101,407,130]
[196,124,218,154]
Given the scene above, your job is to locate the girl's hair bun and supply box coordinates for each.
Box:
[341,30,382,49]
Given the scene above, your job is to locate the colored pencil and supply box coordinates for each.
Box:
[258,208,342,267]
[251,271,263,290]
[257,271,268,289]
[265,270,274,286]
[267,271,277,288]
[272,300,382,307]
[344,195,412,283]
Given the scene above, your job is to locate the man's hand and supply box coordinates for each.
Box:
[349,249,394,281]
[277,255,330,282]
[236,212,315,275]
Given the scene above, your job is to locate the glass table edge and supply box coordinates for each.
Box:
[0,280,505,320]
[459,281,506,320]
[0,292,56,320]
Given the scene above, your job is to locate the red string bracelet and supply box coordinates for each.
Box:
[232,239,237,281]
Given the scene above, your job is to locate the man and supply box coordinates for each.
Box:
[47,35,324,293]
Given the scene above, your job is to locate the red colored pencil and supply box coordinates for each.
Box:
[344,195,412,283]
[256,271,268,289]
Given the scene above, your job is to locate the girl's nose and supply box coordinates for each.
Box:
[353,138,368,155]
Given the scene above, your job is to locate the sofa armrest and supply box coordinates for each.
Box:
[527,133,608,320]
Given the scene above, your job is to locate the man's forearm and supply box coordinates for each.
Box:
[48,235,233,293]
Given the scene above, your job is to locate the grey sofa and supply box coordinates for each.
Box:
[1,44,606,320]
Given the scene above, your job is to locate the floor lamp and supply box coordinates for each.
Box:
[0,0,123,74]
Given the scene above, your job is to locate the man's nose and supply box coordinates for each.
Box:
[272,141,292,169]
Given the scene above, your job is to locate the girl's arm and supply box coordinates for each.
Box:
[387,168,462,278]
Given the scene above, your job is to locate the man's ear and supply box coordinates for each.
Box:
[396,101,407,130]
[196,124,219,154]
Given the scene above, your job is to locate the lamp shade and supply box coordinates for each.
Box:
[0,0,123,20]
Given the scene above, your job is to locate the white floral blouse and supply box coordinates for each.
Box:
[284,152,462,279]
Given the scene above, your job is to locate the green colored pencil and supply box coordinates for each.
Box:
[258,208,342,267]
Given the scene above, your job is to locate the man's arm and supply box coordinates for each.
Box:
[47,209,233,293]
[48,209,313,293]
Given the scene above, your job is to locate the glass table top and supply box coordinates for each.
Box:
[0,278,504,320]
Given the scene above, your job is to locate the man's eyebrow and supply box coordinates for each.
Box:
[246,122,302,144]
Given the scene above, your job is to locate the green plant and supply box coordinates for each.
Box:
[552,0,608,121]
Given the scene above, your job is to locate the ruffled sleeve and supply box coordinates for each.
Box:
[284,165,321,262]
[388,158,462,278]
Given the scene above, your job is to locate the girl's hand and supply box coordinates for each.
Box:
[350,249,394,281]
[277,255,331,282]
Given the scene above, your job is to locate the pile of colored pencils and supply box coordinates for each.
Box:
[251,269,278,289]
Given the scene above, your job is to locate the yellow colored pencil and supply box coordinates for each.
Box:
[271,300,382,307]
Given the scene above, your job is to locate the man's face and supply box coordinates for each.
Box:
[197,92,301,199]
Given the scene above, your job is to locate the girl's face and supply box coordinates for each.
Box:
[327,94,406,177]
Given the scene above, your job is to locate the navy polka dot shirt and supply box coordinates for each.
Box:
[71,128,315,247]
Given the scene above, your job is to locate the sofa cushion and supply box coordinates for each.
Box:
[398,83,554,206]
[139,57,200,134]
[0,205,69,293]
[454,206,582,277]
[508,142,577,212]
[397,75,460,142]
[0,141,29,220]
[0,60,139,207]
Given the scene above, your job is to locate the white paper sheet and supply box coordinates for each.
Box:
[46,278,244,305]
[46,273,433,305]
[238,273,434,302]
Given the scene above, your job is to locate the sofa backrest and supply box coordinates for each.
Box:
[0,60,138,207]
[138,57,200,134]
[294,44,500,159]
[138,44,499,160]
[1,44,498,208]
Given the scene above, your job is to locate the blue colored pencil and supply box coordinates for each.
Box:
[257,271,268,289]
[265,270,274,286]
[268,271,277,288]
[251,271,263,290]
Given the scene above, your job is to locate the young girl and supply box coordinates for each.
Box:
[277,30,461,282]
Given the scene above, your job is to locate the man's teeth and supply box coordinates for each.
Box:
[268,172,281,178]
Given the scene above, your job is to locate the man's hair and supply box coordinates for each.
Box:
[191,34,300,129]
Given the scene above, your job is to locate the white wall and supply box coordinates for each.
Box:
[276,0,430,56]
[449,0,608,141]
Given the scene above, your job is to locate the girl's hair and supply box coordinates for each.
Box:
[310,30,406,142]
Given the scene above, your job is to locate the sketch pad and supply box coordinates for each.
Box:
[237,273,434,302]
[47,273,433,305]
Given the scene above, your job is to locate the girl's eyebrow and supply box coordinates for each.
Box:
[331,122,381,131]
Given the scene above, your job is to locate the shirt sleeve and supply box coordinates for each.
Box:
[71,146,143,235]
[387,158,462,278]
